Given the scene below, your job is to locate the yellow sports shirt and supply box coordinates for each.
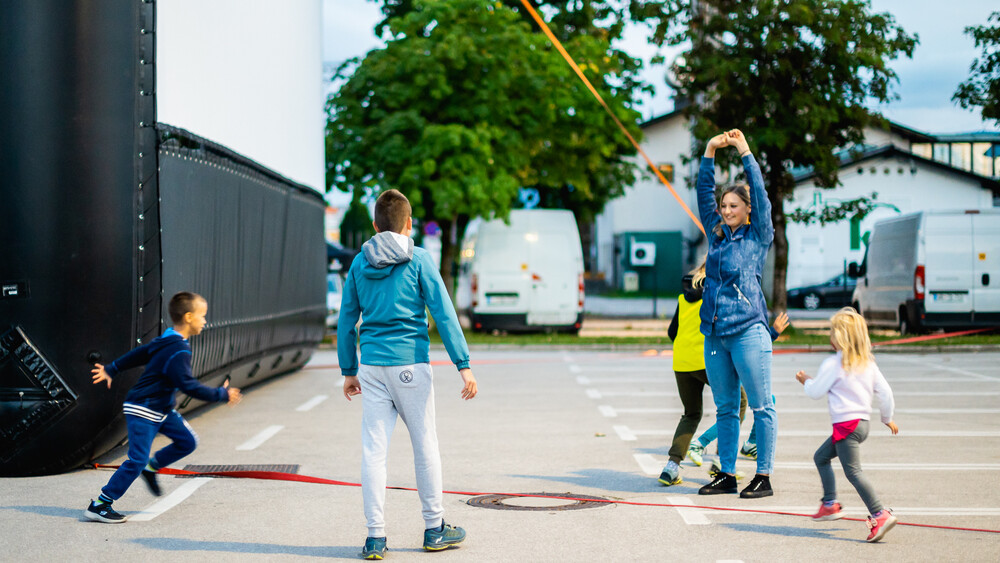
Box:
[672,294,705,372]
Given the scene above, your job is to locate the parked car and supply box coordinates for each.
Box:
[326,272,343,329]
[787,273,857,310]
[849,209,1000,334]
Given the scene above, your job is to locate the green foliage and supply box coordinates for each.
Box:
[953,11,1000,124]
[327,0,644,282]
[339,196,376,250]
[624,0,916,309]
[787,192,881,225]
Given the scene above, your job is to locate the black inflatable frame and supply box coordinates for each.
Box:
[0,0,326,475]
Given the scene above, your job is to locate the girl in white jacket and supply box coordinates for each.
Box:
[795,307,899,543]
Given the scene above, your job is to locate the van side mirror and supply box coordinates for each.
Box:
[848,262,863,278]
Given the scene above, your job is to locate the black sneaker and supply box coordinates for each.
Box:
[84,500,126,523]
[141,469,162,496]
[698,473,738,495]
[740,474,773,498]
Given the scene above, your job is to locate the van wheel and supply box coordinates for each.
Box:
[803,292,821,310]
[851,301,861,314]
[898,307,913,336]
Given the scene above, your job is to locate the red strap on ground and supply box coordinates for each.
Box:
[91,463,999,534]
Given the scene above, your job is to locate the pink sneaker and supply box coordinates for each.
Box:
[811,502,844,522]
[866,509,897,542]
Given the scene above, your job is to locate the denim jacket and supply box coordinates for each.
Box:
[696,154,774,337]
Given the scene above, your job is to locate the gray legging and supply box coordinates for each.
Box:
[813,419,883,515]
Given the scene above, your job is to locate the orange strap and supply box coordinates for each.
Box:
[518,0,705,235]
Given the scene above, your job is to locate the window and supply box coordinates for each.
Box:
[657,163,674,183]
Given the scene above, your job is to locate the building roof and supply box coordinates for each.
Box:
[792,144,1000,195]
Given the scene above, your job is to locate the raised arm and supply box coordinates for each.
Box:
[697,133,729,234]
[727,130,773,243]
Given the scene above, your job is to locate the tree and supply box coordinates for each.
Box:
[631,0,916,311]
[339,195,376,251]
[327,0,643,292]
[953,11,1000,125]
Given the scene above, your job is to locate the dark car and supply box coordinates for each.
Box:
[787,273,857,310]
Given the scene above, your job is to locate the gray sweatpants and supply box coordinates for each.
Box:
[813,419,884,515]
[358,363,443,537]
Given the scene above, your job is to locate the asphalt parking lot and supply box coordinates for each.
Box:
[1,348,998,561]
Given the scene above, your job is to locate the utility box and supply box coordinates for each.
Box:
[623,271,640,292]
[614,232,683,293]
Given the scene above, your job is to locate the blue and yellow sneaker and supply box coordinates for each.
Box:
[423,522,465,551]
[362,537,387,560]
[687,442,705,466]
[658,460,682,486]
[740,440,758,460]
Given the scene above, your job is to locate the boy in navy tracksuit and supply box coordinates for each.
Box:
[84,291,242,523]
[339,189,477,560]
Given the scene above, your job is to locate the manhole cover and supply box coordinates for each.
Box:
[178,464,300,478]
[467,493,611,511]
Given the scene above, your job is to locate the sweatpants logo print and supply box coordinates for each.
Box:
[399,370,413,383]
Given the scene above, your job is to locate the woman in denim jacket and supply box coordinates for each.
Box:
[695,129,777,499]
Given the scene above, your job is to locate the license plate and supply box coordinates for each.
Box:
[486,295,518,306]
[931,293,966,303]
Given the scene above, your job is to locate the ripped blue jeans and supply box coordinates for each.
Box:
[704,322,776,475]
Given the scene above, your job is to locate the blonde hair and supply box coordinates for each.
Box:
[689,258,707,288]
[830,307,873,373]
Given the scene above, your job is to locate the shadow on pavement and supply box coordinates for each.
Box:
[130,538,363,558]
[721,522,859,543]
[511,468,711,494]
[3,505,84,520]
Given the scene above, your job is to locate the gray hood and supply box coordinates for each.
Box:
[360,232,413,279]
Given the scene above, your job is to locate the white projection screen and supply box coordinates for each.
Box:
[157,0,325,191]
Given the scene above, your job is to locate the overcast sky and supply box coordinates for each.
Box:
[324,0,999,135]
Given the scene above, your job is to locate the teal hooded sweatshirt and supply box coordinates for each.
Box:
[337,231,470,376]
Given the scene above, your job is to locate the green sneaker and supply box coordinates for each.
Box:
[687,442,705,467]
[740,440,758,460]
[362,537,386,560]
[658,460,682,486]
[709,460,744,480]
[423,522,465,551]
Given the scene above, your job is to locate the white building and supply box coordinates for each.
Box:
[594,109,1000,293]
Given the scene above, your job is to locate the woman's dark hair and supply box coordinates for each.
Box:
[713,183,751,238]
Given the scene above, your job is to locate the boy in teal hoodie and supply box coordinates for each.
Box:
[339,189,477,560]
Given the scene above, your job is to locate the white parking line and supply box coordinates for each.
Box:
[633,453,662,476]
[751,506,1000,516]
[616,428,1000,438]
[129,477,212,521]
[773,462,1000,471]
[604,407,1000,415]
[236,425,284,451]
[575,375,590,385]
[569,364,581,374]
[891,356,1000,381]
[598,405,617,418]
[295,394,329,412]
[668,496,711,525]
[585,389,603,399]
[613,425,637,441]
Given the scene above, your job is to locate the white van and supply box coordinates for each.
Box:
[456,209,584,333]
[849,209,1000,333]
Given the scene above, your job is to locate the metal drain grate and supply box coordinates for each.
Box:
[467,493,611,511]
[178,464,300,477]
